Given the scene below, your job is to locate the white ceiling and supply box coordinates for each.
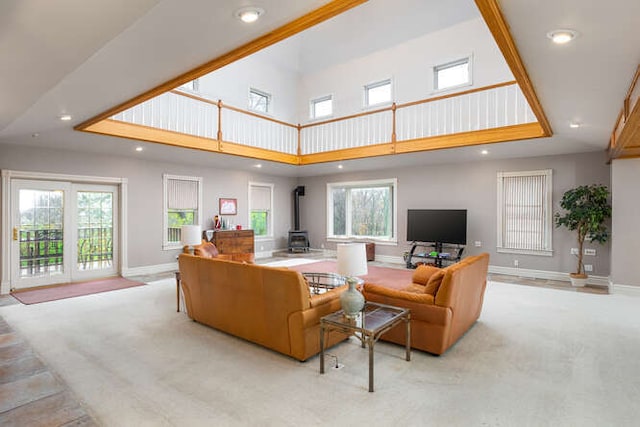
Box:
[1,0,639,178]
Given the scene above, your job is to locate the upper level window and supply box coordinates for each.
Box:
[248,88,271,114]
[327,178,397,242]
[310,95,333,119]
[163,174,202,250]
[178,78,200,93]
[364,79,392,107]
[497,169,553,256]
[249,182,273,238]
[434,57,471,91]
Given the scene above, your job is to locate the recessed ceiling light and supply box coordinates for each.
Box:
[547,29,578,44]
[254,164,262,168]
[135,146,143,152]
[337,164,343,169]
[32,133,39,138]
[235,7,264,23]
[481,150,489,155]
[569,122,581,128]
[59,114,72,121]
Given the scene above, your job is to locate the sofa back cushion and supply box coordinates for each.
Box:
[194,241,219,258]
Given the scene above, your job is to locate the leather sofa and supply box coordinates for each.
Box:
[362,253,490,355]
[178,253,348,361]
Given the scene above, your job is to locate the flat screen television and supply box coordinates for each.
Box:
[406,209,467,245]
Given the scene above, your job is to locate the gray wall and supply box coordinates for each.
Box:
[0,144,297,273]
[611,157,640,287]
[298,151,611,276]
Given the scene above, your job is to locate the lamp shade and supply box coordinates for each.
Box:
[337,243,368,277]
[181,224,202,246]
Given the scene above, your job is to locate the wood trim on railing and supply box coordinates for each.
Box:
[396,81,516,109]
[222,103,298,128]
[474,0,552,137]
[300,105,392,129]
[609,64,640,160]
[74,0,368,132]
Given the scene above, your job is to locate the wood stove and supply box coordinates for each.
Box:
[288,186,310,252]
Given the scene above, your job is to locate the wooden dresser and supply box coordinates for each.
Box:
[204,229,255,263]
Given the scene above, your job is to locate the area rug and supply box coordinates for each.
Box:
[11,277,145,305]
[289,260,414,290]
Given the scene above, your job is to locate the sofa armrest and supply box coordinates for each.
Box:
[309,285,347,308]
[363,283,434,304]
[363,283,451,325]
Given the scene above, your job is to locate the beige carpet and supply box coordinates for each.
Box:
[1,279,639,426]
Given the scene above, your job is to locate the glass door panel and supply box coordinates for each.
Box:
[72,185,118,279]
[12,181,71,289]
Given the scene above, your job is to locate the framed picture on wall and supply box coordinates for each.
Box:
[219,198,237,215]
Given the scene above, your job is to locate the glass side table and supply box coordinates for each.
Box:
[320,302,411,392]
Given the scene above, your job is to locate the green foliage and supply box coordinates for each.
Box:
[251,211,268,236]
[554,184,611,275]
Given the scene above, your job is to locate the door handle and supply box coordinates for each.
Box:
[13,227,18,241]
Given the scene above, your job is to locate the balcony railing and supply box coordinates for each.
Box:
[108,80,538,163]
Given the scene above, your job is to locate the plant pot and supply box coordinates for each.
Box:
[569,273,588,287]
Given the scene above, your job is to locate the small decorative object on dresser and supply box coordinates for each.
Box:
[337,243,368,318]
[219,198,237,215]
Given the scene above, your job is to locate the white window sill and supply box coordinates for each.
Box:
[327,237,398,246]
[163,244,183,251]
[497,247,553,257]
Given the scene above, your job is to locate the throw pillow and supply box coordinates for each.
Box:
[195,241,219,258]
[412,264,441,286]
[424,269,445,295]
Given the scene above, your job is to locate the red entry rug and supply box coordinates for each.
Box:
[289,261,414,290]
[11,277,146,305]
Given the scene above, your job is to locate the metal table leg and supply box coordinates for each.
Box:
[405,313,411,361]
[320,324,326,374]
[368,335,374,392]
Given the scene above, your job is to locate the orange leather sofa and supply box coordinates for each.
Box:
[363,253,489,355]
[178,254,347,361]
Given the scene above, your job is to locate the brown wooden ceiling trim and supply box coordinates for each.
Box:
[75,0,367,132]
[395,123,544,153]
[218,141,299,164]
[298,143,396,165]
[474,0,552,137]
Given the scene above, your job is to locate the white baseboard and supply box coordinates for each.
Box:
[610,283,640,296]
[122,262,177,278]
[488,265,609,287]
[255,250,275,259]
[374,254,404,264]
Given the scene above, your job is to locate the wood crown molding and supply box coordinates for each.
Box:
[474,0,552,137]
[75,0,368,131]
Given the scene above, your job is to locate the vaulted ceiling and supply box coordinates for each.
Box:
[1,0,639,177]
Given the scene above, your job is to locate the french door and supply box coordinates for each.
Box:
[11,180,119,290]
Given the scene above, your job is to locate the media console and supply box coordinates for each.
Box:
[405,242,465,269]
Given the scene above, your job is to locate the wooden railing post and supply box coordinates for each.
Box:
[217,99,223,150]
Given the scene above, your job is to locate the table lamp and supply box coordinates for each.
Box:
[337,243,368,318]
[181,224,202,255]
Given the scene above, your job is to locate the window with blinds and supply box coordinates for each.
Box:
[163,174,202,249]
[497,170,553,256]
[249,182,273,238]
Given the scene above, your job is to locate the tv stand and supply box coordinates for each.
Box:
[405,242,464,269]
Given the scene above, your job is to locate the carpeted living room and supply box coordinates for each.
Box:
[2,261,640,426]
[2,0,640,425]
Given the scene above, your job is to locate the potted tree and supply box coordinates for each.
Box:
[554,184,612,287]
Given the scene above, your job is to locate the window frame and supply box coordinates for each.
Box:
[310,94,333,120]
[326,178,398,244]
[496,169,553,256]
[162,174,203,250]
[248,87,272,114]
[363,78,393,108]
[248,181,274,240]
[433,56,472,92]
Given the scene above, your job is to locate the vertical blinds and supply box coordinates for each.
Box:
[167,178,199,210]
[499,170,551,253]
[251,185,271,211]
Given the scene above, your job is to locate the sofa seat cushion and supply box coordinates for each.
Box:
[404,283,426,294]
